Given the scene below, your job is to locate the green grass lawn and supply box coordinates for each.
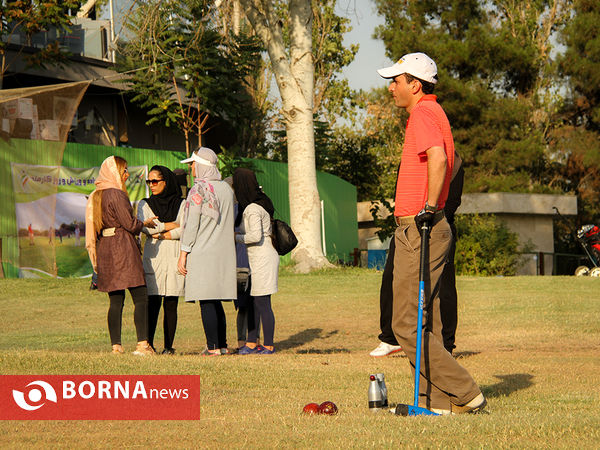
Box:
[1,269,599,448]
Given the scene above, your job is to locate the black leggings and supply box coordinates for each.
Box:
[107,286,148,345]
[237,306,260,343]
[248,295,275,347]
[148,295,179,350]
[199,301,227,351]
[236,280,260,342]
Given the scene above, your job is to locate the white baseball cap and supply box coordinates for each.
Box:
[377,52,438,84]
[180,147,217,166]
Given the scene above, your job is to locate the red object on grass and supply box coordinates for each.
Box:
[302,403,320,414]
[318,401,338,415]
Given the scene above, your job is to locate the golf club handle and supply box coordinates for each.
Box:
[419,224,430,278]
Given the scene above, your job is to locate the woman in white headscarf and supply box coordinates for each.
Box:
[177,147,236,356]
[85,155,157,355]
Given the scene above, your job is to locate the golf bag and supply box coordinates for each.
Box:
[553,207,600,277]
[575,224,600,276]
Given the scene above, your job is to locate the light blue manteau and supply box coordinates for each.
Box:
[180,180,236,302]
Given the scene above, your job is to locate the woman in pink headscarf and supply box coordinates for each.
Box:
[85,156,157,355]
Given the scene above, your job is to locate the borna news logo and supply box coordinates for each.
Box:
[12,380,58,411]
[1,375,201,420]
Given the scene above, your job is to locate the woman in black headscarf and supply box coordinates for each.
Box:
[233,168,279,355]
[137,165,185,354]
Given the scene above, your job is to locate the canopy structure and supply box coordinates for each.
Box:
[0,81,90,277]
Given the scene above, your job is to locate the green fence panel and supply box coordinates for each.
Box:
[1,141,358,277]
[316,170,358,263]
[251,159,358,264]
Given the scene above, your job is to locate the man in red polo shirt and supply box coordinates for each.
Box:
[377,53,485,414]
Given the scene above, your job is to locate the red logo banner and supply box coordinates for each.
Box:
[0,375,200,420]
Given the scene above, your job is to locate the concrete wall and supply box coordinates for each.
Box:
[357,193,578,275]
[458,193,577,275]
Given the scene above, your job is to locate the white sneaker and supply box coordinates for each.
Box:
[369,342,403,357]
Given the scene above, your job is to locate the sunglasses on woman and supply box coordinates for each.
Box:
[146,179,164,186]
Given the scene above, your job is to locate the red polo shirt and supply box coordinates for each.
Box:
[394,95,455,217]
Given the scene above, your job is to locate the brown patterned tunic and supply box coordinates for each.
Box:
[96,188,145,292]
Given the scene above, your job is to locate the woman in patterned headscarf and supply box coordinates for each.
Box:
[137,165,185,354]
[177,147,236,356]
[85,155,157,356]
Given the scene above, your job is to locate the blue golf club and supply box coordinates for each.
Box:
[395,221,439,416]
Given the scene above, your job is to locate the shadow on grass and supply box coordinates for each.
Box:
[275,328,339,351]
[482,373,534,398]
[454,350,480,359]
[296,348,351,354]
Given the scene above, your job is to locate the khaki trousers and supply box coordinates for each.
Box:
[391,216,481,410]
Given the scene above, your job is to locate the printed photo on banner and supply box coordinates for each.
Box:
[10,163,148,279]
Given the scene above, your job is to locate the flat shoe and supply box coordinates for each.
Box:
[111,345,124,354]
[238,345,260,355]
[201,348,221,356]
[257,347,275,355]
[133,343,155,356]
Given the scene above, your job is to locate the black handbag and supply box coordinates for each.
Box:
[271,219,298,255]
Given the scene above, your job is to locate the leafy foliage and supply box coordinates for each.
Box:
[368,0,600,258]
[455,214,525,276]
[554,0,600,225]
[311,0,359,125]
[373,0,572,197]
[217,146,258,179]
[0,0,79,86]
[118,0,262,154]
[256,1,360,164]
[370,198,395,243]
[318,129,385,201]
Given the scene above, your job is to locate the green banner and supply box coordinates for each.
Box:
[11,163,148,278]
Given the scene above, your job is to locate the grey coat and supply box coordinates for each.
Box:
[137,199,185,297]
[180,180,236,301]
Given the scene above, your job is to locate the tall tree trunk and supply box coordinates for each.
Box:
[239,0,332,272]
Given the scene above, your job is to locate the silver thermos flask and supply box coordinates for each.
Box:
[368,374,385,409]
[376,373,388,407]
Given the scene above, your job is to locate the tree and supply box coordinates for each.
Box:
[238,0,332,272]
[213,0,274,158]
[555,0,600,222]
[317,127,383,201]
[310,0,358,126]
[119,0,261,157]
[251,0,361,175]
[0,0,79,89]
[373,0,572,195]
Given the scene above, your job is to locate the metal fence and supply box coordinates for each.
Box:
[520,251,597,276]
